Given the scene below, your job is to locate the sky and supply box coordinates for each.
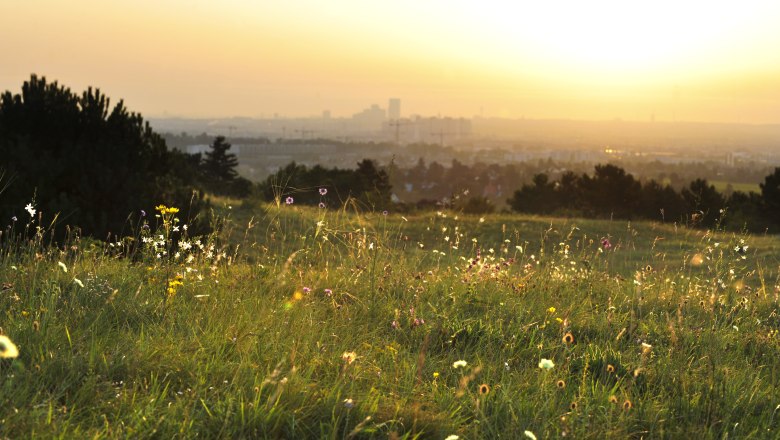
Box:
[3,0,780,123]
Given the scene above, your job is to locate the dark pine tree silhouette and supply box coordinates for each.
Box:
[202,136,239,184]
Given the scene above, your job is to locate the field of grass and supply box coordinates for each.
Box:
[1,201,779,438]
[710,180,762,195]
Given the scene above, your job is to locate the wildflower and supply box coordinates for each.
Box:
[0,335,19,359]
[570,401,578,411]
[478,383,490,395]
[445,435,460,440]
[538,359,555,370]
[302,287,311,294]
[319,202,326,209]
[11,216,17,222]
[524,430,538,440]
[341,351,357,364]
[391,320,399,329]
[285,197,294,205]
[73,278,84,288]
[562,332,575,345]
[601,238,612,250]
[382,210,388,216]
[556,379,566,389]
[609,395,618,404]
[547,306,556,313]
[324,288,333,296]
[343,398,354,409]
[452,360,468,369]
[141,209,146,217]
[319,188,328,196]
[32,321,40,332]
[25,203,36,217]
[606,364,615,374]
[58,261,68,273]
[292,291,304,301]
[641,342,652,355]
[623,399,633,410]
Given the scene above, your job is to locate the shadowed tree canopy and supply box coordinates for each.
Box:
[0,75,206,239]
[200,136,251,197]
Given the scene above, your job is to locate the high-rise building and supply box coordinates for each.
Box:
[388,98,401,120]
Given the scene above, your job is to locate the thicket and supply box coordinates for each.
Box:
[0,75,208,239]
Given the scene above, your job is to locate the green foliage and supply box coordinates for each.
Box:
[258,159,392,210]
[0,75,207,239]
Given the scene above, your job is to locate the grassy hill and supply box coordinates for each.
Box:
[1,201,779,438]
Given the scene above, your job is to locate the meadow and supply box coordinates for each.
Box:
[1,199,779,439]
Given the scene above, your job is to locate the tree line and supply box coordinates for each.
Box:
[507,164,780,232]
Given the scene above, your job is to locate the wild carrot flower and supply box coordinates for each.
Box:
[452,360,468,369]
[538,359,555,370]
[0,335,19,359]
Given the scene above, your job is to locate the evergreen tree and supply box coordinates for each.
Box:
[0,74,206,239]
[202,136,239,183]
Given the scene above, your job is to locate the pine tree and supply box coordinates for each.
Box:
[202,136,239,185]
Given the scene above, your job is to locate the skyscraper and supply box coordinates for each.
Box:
[388,98,401,120]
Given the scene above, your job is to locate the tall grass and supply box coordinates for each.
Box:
[1,199,778,438]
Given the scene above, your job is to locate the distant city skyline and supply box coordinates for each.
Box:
[4,1,780,124]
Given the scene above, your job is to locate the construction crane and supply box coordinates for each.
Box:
[388,119,413,145]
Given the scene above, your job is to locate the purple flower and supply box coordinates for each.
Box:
[601,238,612,250]
[324,288,333,296]
[319,188,328,196]
[285,196,294,205]
[319,202,326,209]
[303,286,311,294]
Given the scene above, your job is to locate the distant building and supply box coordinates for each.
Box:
[352,104,386,131]
[388,98,401,120]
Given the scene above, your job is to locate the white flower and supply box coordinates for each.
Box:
[73,278,84,288]
[0,335,20,359]
[452,360,468,369]
[538,358,555,370]
[524,430,537,440]
[25,203,36,217]
[444,435,460,440]
[58,261,68,273]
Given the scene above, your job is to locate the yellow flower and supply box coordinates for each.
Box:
[433,371,440,379]
[478,383,491,395]
[0,335,19,359]
[547,307,556,313]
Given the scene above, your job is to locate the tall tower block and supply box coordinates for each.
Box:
[388,98,401,120]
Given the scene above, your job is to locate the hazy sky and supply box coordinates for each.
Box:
[3,0,780,123]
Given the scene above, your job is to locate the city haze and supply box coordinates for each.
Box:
[4,0,780,123]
